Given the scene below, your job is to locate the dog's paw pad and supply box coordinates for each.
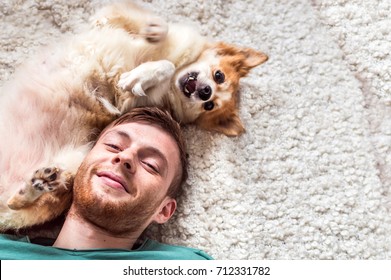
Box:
[31,167,63,192]
[141,17,168,43]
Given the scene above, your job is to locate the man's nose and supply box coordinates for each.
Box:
[113,152,135,173]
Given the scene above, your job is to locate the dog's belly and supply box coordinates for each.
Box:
[0,29,144,208]
[0,69,102,202]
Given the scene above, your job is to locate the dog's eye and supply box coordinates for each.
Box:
[203,101,214,111]
[214,70,225,84]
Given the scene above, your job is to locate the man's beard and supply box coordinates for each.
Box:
[72,161,163,236]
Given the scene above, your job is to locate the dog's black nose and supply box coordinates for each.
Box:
[198,85,212,101]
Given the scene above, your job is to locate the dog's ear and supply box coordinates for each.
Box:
[215,42,268,77]
[217,113,245,136]
[199,111,245,137]
[239,47,268,76]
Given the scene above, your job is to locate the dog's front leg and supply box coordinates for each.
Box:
[117,60,175,109]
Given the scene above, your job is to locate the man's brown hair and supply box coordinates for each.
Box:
[97,107,188,199]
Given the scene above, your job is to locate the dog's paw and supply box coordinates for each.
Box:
[141,17,168,43]
[7,167,73,210]
[118,60,175,96]
[31,167,66,192]
[118,70,147,97]
[7,167,68,210]
[92,16,109,27]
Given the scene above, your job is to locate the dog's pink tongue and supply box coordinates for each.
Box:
[185,79,196,94]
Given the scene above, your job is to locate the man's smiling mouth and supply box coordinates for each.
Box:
[96,171,129,193]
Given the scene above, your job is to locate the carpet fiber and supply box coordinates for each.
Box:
[1,0,390,259]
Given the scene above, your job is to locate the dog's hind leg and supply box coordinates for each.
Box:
[7,143,90,211]
[7,167,73,210]
[92,2,168,43]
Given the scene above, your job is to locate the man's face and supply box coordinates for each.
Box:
[72,121,180,235]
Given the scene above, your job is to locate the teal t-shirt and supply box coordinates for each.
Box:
[0,234,213,260]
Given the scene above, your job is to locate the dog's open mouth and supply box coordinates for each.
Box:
[184,77,196,96]
[179,73,198,98]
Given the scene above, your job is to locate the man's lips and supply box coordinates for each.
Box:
[96,171,129,193]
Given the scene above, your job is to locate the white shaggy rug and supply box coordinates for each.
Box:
[1,0,390,259]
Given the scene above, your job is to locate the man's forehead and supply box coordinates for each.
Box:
[106,122,168,141]
[105,122,180,163]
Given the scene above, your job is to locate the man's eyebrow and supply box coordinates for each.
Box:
[115,130,131,140]
[102,129,131,140]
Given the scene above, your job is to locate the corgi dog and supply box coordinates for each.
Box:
[0,1,267,232]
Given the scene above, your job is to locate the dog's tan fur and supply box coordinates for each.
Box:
[0,1,267,232]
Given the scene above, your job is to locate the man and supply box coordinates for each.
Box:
[0,107,212,260]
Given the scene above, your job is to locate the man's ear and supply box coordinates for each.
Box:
[153,197,177,224]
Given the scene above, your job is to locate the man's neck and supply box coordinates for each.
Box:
[53,206,140,250]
